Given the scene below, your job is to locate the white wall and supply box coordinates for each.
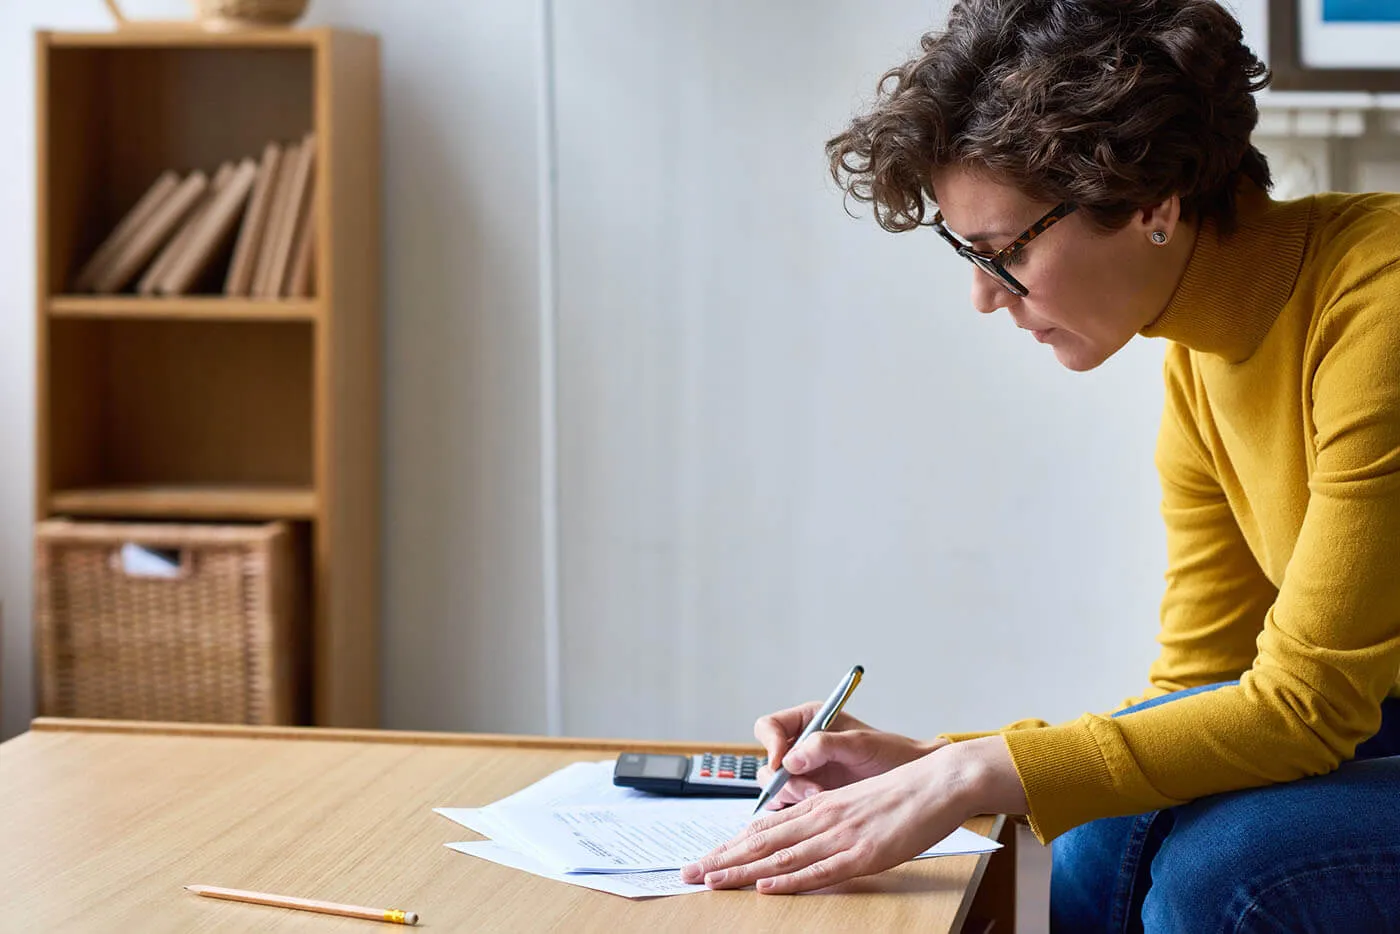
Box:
[1,1,1271,743]
[325,0,552,735]
[551,1,1168,743]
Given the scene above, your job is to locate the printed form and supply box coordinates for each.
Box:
[436,759,1001,898]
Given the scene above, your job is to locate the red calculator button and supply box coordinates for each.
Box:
[699,770,712,777]
[718,770,736,778]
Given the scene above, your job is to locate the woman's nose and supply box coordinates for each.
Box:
[970,270,1014,315]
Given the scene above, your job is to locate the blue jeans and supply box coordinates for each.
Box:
[1051,682,1400,933]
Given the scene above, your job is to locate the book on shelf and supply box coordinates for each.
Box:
[71,134,317,299]
[256,133,316,299]
[225,142,284,297]
[136,161,235,295]
[252,139,304,298]
[90,170,209,295]
[160,157,259,295]
[286,196,316,298]
[278,135,317,297]
[71,170,180,292]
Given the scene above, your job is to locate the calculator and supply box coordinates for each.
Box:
[613,752,767,797]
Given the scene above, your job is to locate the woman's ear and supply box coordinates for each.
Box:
[1138,195,1183,246]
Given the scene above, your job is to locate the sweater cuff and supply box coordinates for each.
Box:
[1002,720,1118,843]
[1002,716,1185,843]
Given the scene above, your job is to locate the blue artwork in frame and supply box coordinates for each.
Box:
[1271,0,1400,90]
[1323,0,1400,21]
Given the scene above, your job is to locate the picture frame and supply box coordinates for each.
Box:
[1269,0,1400,91]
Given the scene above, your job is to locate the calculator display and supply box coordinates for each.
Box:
[642,755,688,779]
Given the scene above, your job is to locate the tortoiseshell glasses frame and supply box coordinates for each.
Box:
[931,202,1078,297]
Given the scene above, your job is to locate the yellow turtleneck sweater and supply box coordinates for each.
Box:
[951,184,1400,844]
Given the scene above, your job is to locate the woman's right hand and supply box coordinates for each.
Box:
[754,702,945,808]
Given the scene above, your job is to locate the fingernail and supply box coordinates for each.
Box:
[680,863,701,882]
[787,753,807,770]
[705,870,727,886]
[757,878,775,892]
[804,787,818,799]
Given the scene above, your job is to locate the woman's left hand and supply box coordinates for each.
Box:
[680,737,1020,894]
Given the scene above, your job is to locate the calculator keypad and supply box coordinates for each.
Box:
[692,753,765,785]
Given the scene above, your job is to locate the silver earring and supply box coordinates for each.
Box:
[1151,230,1168,245]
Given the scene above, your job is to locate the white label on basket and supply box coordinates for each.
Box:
[119,544,183,579]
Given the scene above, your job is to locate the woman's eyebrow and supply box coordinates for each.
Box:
[941,217,1016,243]
[948,228,1016,250]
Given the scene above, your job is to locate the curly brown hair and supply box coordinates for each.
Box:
[827,0,1271,234]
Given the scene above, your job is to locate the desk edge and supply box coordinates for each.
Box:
[27,717,764,754]
[951,813,1008,932]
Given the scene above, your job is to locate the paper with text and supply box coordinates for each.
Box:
[437,758,1003,890]
[446,841,707,899]
[484,798,1002,873]
[490,798,751,872]
[435,760,649,865]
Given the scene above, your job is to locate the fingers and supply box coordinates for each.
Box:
[753,702,821,765]
[700,830,845,891]
[680,798,818,883]
[754,765,821,807]
[753,703,878,768]
[682,798,874,894]
[774,777,821,807]
[784,730,875,774]
[754,848,867,894]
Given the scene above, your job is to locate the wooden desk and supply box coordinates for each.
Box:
[0,720,1014,932]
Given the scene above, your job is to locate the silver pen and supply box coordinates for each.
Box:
[752,665,864,814]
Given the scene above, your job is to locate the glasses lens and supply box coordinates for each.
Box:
[965,253,1027,297]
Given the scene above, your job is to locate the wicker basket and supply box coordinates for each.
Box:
[196,0,309,29]
[102,0,310,30]
[35,520,303,725]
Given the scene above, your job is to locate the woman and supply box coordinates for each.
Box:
[679,0,1400,929]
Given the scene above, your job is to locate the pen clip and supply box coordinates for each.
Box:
[816,667,862,730]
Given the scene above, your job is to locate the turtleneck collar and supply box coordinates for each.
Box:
[1140,183,1313,363]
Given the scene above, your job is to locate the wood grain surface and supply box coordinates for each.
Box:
[2,720,1010,932]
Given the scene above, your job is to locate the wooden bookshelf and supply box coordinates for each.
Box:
[49,296,320,321]
[48,485,318,520]
[34,28,381,727]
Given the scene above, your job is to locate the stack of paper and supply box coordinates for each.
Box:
[435,761,1001,899]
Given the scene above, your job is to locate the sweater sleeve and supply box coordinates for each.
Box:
[1003,271,1400,844]
[1129,346,1279,703]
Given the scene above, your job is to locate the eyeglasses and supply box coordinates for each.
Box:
[931,202,1077,297]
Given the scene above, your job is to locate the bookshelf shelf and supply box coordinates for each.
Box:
[35,28,381,728]
[49,296,320,321]
[47,28,324,49]
[49,484,318,520]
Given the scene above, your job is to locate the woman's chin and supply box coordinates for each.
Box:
[1050,337,1109,372]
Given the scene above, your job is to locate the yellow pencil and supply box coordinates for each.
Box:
[185,884,419,925]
